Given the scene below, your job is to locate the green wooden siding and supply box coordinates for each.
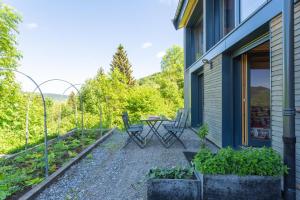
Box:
[294,1,300,192]
[203,55,222,147]
[270,1,300,193]
[270,14,284,156]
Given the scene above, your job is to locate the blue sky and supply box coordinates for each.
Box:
[3,0,182,93]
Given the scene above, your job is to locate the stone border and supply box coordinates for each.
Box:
[19,128,116,200]
[195,172,281,200]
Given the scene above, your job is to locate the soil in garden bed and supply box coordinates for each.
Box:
[0,129,108,200]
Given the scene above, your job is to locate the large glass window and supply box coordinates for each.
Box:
[223,0,235,35]
[248,43,271,143]
[240,0,267,21]
[206,0,235,50]
[191,20,203,61]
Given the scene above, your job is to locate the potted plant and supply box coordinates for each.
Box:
[147,166,201,200]
[183,123,209,164]
[193,147,287,200]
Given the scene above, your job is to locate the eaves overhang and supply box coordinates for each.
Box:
[173,0,198,30]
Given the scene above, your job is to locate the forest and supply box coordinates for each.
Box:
[0,3,184,155]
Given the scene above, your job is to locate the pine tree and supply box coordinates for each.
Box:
[110,44,135,85]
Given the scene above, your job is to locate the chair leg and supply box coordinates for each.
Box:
[122,136,133,149]
[164,131,186,149]
[123,130,147,149]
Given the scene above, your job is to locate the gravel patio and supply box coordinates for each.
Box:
[35,127,214,200]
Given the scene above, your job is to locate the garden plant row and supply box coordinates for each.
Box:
[0,129,108,200]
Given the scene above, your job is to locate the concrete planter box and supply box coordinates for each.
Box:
[147,177,201,200]
[195,172,281,200]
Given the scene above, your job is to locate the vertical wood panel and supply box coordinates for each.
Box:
[270,14,283,156]
[294,1,300,194]
[203,55,222,147]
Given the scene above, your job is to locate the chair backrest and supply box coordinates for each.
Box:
[174,109,183,127]
[122,112,130,129]
[177,109,189,129]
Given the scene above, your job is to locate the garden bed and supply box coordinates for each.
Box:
[1,129,78,160]
[146,167,201,200]
[193,147,285,200]
[0,128,113,200]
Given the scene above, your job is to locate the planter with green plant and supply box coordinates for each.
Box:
[146,167,201,200]
[193,147,287,200]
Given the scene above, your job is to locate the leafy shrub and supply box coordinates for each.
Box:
[193,147,288,176]
[147,166,194,179]
[197,123,208,148]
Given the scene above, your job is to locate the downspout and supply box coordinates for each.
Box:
[283,0,296,199]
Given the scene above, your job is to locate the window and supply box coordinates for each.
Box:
[191,19,204,61]
[240,0,267,22]
[223,0,235,35]
[206,0,235,49]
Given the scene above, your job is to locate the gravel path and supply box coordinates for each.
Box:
[35,127,210,200]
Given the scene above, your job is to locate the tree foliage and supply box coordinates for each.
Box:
[81,45,184,128]
[110,44,135,85]
[0,2,23,134]
[0,3,22,70]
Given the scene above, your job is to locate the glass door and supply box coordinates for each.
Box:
[241,42,271,147]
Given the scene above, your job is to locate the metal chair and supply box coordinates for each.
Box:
[162,109,189,149]
[122,112,147,149]
[123,112,144,129]
[163,109,183,130]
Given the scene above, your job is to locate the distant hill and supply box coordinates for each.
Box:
[251,86,270,107]
[138,72,161,85]
[43,93,68,102]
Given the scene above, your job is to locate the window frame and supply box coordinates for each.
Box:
[239,0,268,23]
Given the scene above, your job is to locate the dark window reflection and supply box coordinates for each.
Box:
[249,51,271,141]
[224,0,235,35]
[192,19,203,61]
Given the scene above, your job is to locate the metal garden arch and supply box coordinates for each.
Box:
[57,83,82,135]
[0,67,49,177]
[25,79,84,148]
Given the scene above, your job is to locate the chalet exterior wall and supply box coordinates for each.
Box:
[295,1,300,191]
[270,14,284,156]
[176,0,300,196]
[269,2,300,191]
[203,55,222,147]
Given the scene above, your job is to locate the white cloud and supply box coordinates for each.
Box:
[156,51,166,58]
[25,23,38,30]
[142,42,153,49]
[159,0,178,6]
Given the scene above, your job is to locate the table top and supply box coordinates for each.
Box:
[141,116,168,122]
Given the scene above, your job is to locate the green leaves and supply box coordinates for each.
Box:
[0,129,105,199]
[197,123,209,148]
[80,45,184,129]
[148,166,194,180]
[193,147,288,177]
[0,3,22,70]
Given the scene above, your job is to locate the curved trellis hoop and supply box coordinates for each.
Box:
[25,79,84,148]
[57,83,82,135]
[0,67,49,177]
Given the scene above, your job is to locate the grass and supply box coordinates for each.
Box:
[0,129,108,200]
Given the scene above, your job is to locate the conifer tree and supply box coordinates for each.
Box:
[110,44,135,85]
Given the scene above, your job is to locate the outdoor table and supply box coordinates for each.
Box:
[141,116,169,145]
